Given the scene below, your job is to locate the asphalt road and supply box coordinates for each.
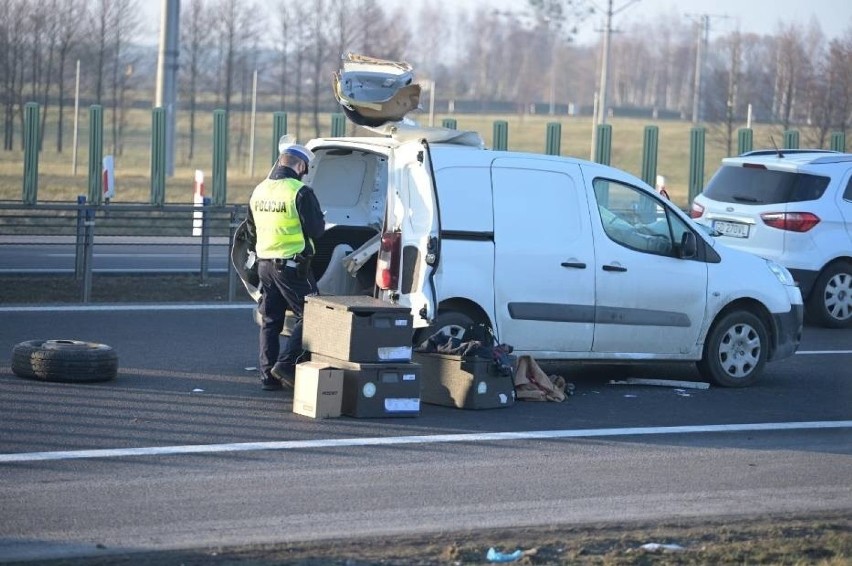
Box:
[0,306,850,562]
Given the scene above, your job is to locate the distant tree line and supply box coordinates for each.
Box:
[2,0,850,160]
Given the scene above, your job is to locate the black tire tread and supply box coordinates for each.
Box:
[10,340,118,383]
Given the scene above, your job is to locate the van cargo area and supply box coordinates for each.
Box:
[307,146,388,296]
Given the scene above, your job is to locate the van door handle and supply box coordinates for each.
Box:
[561,262,587,269]
[602,264,627,272]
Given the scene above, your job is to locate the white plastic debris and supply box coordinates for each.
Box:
[640,543,685,552]
[191,388,204,393]
[609,378,709,389]
[486,547,523,562]
[245,366,257,371]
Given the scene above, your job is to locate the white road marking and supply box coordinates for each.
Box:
[1,421,850,463]
[796,350,852,355]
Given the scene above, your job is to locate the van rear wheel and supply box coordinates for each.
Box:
[413,309,483,347]
[697,311,767,387]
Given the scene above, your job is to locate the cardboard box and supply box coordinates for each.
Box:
[311,354,420,418]
[414,352,515,410]
[303,295,413,363]
[293,361,344,419]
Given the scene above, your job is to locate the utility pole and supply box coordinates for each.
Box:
[596,0,613,127]
[155,0,180,177]
[591,0,640,159]
[688,12,728,124]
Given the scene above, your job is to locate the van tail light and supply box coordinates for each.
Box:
[760,212,820,232]
[690,202,705,218]
[376,231,401,290]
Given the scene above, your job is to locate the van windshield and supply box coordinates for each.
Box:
[703,166,830,204]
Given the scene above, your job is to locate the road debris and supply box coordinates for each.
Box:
[609,378,709,389]
[486,546,538,562]
[638,542,685,552]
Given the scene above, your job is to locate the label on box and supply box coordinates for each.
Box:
[402,373,416,381]
[377,346,412,361]
[385,398,420,412]
[395,319,409,327]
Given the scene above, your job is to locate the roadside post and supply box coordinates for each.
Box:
[545,122,561,156]
[192,170,205,236]
[688,127,706,205]
[102,155,115,205]
[22,102,39,205]
[74,195,86,280]
[227,207,241,302]
[81,206,95,303]
[200,196,211,282]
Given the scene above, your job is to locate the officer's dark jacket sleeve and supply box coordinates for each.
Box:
[296,185,326,243]
[244,202,257,251]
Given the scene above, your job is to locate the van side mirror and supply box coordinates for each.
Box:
[679,231,698,259]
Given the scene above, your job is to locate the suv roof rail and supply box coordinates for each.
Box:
[738,149,839,157]
[810,154,852,164]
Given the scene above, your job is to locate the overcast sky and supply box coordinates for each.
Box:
[144,0,851,45]
[383,0,852,44]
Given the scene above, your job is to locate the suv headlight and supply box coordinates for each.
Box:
[766,259,795,286]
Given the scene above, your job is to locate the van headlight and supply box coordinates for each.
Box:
[766,260,795,286]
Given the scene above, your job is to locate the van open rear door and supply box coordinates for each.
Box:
[375,139,438,329]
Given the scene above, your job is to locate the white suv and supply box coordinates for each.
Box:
[691,150,852,328]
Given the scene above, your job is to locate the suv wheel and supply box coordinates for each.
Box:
[807,262,852,329]
[697,311,767,387]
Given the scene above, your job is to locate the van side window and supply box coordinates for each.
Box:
[593,178,675,256]
[843,175,852,201]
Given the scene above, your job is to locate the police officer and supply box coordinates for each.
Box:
[245,142,325,390]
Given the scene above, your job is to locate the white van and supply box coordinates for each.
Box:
[236,53,803,387]
[234,124,802,388]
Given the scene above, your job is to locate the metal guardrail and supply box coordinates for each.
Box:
[0,200,247,303]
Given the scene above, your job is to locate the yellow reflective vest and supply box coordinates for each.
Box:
[249,177,306,259]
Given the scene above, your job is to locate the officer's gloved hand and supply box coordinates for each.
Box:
[295,254,311,278]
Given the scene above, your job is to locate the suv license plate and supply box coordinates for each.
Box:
[713,220,749,238]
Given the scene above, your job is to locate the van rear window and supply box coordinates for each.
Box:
[703,166,830,204]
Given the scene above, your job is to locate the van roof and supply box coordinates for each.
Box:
[312,123,486,149]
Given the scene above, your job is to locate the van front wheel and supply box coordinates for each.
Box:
[697,311,767,387]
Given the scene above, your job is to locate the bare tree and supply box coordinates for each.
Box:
[28,0,59,147]
[210,0,257,115]
[1,0,28,150]
[703,30,744,155]
[108,0,141,156]
[180,0,214,162]
[89,0,112,105]
[773,24,808,129]
[304,0,328,137]
[809,33,852,146]
[54,0,87,153]
[274,0,294,110]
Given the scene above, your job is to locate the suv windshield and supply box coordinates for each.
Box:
[703,166,830,204]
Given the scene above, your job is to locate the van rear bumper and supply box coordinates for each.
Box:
[769,304,803,361]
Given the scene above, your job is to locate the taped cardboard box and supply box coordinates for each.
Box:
[414,352,515,409]
[293,361,344,419]
[303,295,413,363]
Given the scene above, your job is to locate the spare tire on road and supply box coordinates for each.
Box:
[11,340,118,383]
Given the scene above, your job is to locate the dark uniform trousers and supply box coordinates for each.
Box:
[257,258,318,377]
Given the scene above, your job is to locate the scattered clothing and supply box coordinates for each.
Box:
[513,355,574,402]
